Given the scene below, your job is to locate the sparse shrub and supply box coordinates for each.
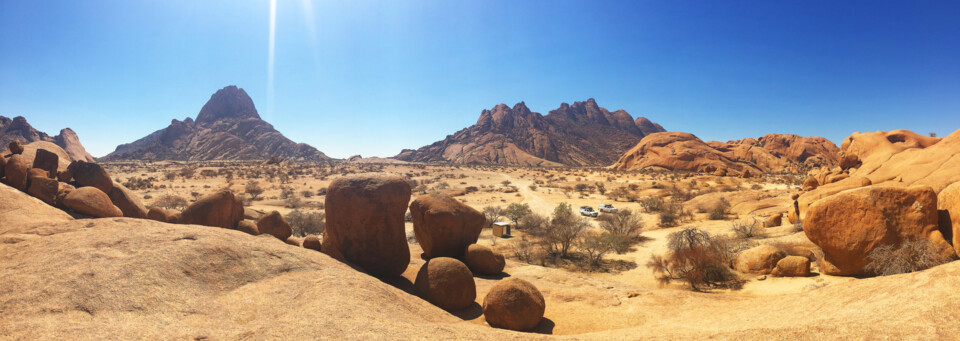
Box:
[864,238,952,276]
[152,194,188,210]
[647,228,743,291]
[709,197,731,220]
[640,196,665,213]
[518,212,549,231]
[731,217,765,239]
[579,231,617,266]
[598,209,644,253]
[285,210,325,237]
[245,181,264,200]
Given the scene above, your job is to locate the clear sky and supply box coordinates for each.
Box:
[1,1,958,158]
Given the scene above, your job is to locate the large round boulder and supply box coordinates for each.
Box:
[464,244,505,276]
[64,160,113,194]
[62,187,123,218]
[54,182,75,209]
[108,183,148,219]
[147,207,180,223]
[802,176,819,191]
[772,256,811,277]
[179,190,243,229]
[302,235,322,251]
[257,210,292,240]
[409,194,485,259]
[938,182,960,257]
[734,244,786,274]
[4,154,29,191]
[805,185,954,276]
[414,257,476,311]
[8,141,23,155]
[763,214,782,228]
[482,278,545,331]
[31,148,59,179]
[322,175,411,277]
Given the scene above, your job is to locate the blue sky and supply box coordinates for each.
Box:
[1,1,958,158]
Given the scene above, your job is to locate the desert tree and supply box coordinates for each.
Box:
[504,203,532,226]
[647,228,742,291]
[598,209,645,253]
[482,205,504,227]
[546,202,589,258]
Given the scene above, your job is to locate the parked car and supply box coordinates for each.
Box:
[598,204,618,213]
[579,206,598,217]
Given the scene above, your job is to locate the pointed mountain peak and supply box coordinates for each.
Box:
[195,85,260,125]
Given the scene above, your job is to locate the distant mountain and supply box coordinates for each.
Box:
[102,86,328,162]
[611,132,840,174]
[0,115,95,162]
[394,98,665,167]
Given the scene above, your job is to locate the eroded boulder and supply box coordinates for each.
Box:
[804,185,954,276]
[464,244,505,276]
[63,187,123,218]
[179,190,243,229]
[108,183,148,219]
[734,244,786,274]
[409,194,485,259]
[322,175,411,277]
[4,154,28,191]
[257,210,292,240]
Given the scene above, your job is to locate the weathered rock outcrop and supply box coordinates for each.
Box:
[395,99,665,166]
[409,194,485,259]
[734,245,786,274]
[102,86,329,161]
[612,132,840,173]
[322,175,411,277]
[0,115,95,162]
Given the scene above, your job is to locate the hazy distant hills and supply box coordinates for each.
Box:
[394,98,666,167]
[102,86,329,162]
[0,115,95,162]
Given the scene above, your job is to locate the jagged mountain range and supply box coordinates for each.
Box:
[394,98,666,167]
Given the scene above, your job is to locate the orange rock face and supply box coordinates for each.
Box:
[804,186,954,276]
[840,129,960,193]
[322,175,411,277]
[482,278,546,331]
[409,194,485,259]
[3,154,28,191]
[414,257,476,311]
[612,132,839,173]
[938,182,960,257]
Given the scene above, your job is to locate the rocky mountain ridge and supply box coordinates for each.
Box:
[0,116,95,162]
[394,98,666,167]
[102,86,328,161]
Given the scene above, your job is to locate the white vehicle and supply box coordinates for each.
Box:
[579,206,598,217]
[598,204,618,213]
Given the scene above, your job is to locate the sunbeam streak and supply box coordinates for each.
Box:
[267,0,277,120]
